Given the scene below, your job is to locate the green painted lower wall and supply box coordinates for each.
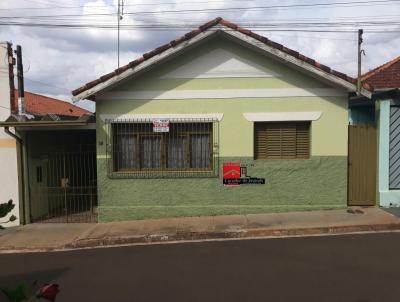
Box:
[97,156,347,222]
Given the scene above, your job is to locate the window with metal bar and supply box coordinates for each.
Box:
[254,121,310,159]
[111,122,213,173]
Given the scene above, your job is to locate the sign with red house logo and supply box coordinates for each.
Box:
[223,162,241,186]
[223,162,265,186]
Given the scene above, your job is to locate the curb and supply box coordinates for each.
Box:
[1,223,399,253]
[65,222,400,250]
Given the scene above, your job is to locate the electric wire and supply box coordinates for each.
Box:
[2,0,400,18]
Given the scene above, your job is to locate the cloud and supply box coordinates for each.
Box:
[0,0,399,111]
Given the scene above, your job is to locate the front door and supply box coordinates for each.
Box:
[348,125,377,206]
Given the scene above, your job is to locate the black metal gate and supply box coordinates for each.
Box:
[30,147,97,223]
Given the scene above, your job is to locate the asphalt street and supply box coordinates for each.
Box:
[0,232,399,302]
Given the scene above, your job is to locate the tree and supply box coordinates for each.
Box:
[0,199,17,229]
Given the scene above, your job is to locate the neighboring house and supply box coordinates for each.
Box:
[3,92,93,225]
[14,90,89,118]
[0,42,19,226]
[360,56,400,207]
[69,17,370,222]
[0,42,93,225]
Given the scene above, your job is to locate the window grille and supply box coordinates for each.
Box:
[254,121,310,159]
[105,118,220,178]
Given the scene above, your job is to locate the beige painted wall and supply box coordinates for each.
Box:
[98,97,348,157]
[97,38,348,158]
[0,42,19,227]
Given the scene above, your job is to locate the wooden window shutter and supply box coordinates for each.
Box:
[295,122,310,158]
[254,122,310,159]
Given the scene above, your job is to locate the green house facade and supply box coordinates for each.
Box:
[72,18,369,222]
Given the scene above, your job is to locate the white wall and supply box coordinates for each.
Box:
[0,42,19,227]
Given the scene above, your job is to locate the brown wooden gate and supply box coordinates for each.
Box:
[348,125,377,206]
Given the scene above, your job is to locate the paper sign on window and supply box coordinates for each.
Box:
[153,119,170,132]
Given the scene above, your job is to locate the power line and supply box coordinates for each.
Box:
[1,16,400,28]
[2,0,400,19]
[20,0,55,6]
[0,69,70,91]
[24,77,70,92]
[146,14,400,24]
[0,20,398,34]
[125,0,400,15]
[0,0,256,10]
[269,32,357,41]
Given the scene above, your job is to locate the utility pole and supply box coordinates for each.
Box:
[7,42,16,114]
[15,45,24,114]
[117,0,124,68]
[357,29,364,95]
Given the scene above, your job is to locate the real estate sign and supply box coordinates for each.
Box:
[153,119,170,132]
[223,162,265,186]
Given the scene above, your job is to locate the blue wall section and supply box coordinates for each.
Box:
[378,99,400,206]
[349,106,375,125]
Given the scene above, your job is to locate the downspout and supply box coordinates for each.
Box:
[4,127,26,225]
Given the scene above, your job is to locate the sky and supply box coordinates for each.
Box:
[0,0,399,112]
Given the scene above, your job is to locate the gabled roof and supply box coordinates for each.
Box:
[361,55,400,91]
[15,90,91,117]
[72,17,371,100]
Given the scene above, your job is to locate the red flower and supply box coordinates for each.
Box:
[36,283,60,301]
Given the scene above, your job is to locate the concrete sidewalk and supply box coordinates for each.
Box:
[1,207,400,252]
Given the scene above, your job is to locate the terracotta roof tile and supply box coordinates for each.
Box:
[361,56,400,90]
[237,27,252,35]
[127,57,145,69]
[114,65,130,75]
[172,36,186,45]
[143,42,171,60]
[199,17,221,31]
[184,28,202,40]
[100,71,116,82]
[72,17,357,97]
[219,19,237,30]
[282,47,299,58]
[330,70,347,80]
[15,90,91,117]
[71,86,87,96]
[314,62,330,73]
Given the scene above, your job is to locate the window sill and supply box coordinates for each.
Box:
[254,158,311,161]
[107,169,218,179]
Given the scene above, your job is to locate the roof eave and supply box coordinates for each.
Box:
[72,28,221,102]
[371,87,399,92]
[72,24,372,101]
[0,117,95,128]
[220,29,371,98]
